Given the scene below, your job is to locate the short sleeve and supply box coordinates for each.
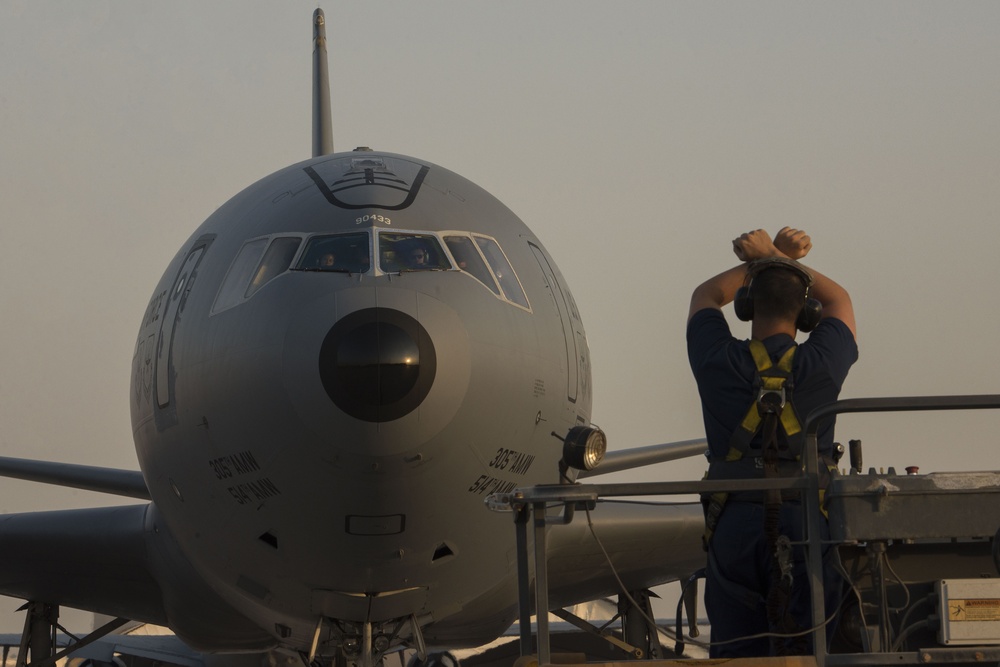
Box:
[687,308,734,373]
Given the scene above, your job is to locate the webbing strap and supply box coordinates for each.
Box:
[706,340,803,546]
[736,340,802,444]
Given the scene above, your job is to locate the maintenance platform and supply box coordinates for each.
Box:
[492,395,1000,667]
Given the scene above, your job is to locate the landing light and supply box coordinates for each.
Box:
[562,426,607,472]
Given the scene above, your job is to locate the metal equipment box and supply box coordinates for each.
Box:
[938,579,1000,645]
[825,470,1000,542]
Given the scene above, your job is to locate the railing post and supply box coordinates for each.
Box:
[533,501,551,666]
[515,503,534,658]
[803,427,828,666]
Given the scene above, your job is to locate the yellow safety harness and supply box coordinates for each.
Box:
[702,339,805,546]
[737,340,801,449]
[702,339,819,653]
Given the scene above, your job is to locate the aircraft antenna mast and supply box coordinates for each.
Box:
[312,8,334,157]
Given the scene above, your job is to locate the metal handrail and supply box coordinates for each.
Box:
[497,393,1000,667]
[801,394,1000,667]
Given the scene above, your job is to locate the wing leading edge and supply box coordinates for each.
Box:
[0,456,149,500]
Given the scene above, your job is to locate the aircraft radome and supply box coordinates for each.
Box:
[0,10,705,667]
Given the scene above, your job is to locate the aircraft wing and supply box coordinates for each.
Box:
[546,499,705,609]
[0,632,205,667]
[0,504,276,652]
[0,458,162,627]
[65,633,208,667]
[51,633,276,667]
[0,505,168,624]
[0,631,285,667]
[0,456,149,499]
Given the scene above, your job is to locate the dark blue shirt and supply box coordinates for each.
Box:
[687,309,858,460]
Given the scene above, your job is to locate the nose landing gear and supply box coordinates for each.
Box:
[318,615,438,667]
[404,651,458,667]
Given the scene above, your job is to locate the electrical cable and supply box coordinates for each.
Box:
[831,546,871,652]
[581,505,856,654]
[880,551,911,613]
[890,615,938,653]
[581,506,685,654]
[894,595,931,643]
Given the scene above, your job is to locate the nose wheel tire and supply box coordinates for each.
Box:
[406,651,459,667]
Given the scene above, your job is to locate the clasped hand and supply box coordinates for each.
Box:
[732,226,811,262]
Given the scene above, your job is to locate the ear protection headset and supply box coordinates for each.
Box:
[733,257,822,332]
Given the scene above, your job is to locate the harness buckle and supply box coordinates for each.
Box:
[756,386,786,414]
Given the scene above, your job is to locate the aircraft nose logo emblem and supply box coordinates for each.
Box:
[304,155,430,211]
[318,308,437,422]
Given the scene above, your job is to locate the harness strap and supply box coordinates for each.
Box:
[735,340,802,447]
[705,339,804,547]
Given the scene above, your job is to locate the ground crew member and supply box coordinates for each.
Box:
[687,227,858,657]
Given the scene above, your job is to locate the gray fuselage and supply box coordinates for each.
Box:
[129,150,592,651]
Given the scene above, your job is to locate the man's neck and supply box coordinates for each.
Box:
[751,318,798,341]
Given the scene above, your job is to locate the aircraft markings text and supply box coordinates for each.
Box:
[488,448,536,474]
[228,478,282,506]
[209,451,262,480]
[467,476,519,496]
[355,214,392,226]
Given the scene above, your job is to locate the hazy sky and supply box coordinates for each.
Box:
[2,0,1000,632]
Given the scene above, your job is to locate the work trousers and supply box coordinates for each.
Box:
[705,500,842,658]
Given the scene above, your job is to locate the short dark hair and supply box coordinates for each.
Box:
[752,267,808,321]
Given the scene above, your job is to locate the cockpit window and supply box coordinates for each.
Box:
[246,237,301,297]
[475,236,529,309]
[213,238,269,314]
[444,236,500,296]
[213,236,304,314]
[295,233,371,274]
[378,233,451,272]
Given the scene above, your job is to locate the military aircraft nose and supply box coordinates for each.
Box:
[318,308,436,422]
[283,288,470,455]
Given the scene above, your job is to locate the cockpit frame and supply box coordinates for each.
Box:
[210,228,532,316]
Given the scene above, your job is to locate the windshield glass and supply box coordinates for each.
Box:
[378,233,451,272]
[295,233,371,273]
[247,237,301,297]
[213,238,269,313]
[444,235,500,295]
[475,236,529,308]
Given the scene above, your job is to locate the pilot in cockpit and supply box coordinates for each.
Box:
[406,245,430,268]
[319,252,336,269]
[379,234,447,272]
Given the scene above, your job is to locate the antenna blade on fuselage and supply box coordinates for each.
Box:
[312,8,334,157]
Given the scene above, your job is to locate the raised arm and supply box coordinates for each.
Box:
[688,263,748,320]
[774,227,857,338]
[800,264,856,339]
[688,227,856,340]
[688,229,782,320]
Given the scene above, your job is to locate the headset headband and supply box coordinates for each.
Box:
[746,257,813,287]
[734,256,822,331]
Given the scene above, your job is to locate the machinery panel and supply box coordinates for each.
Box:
[938,579,1000,645]
[826,470,1000,542]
